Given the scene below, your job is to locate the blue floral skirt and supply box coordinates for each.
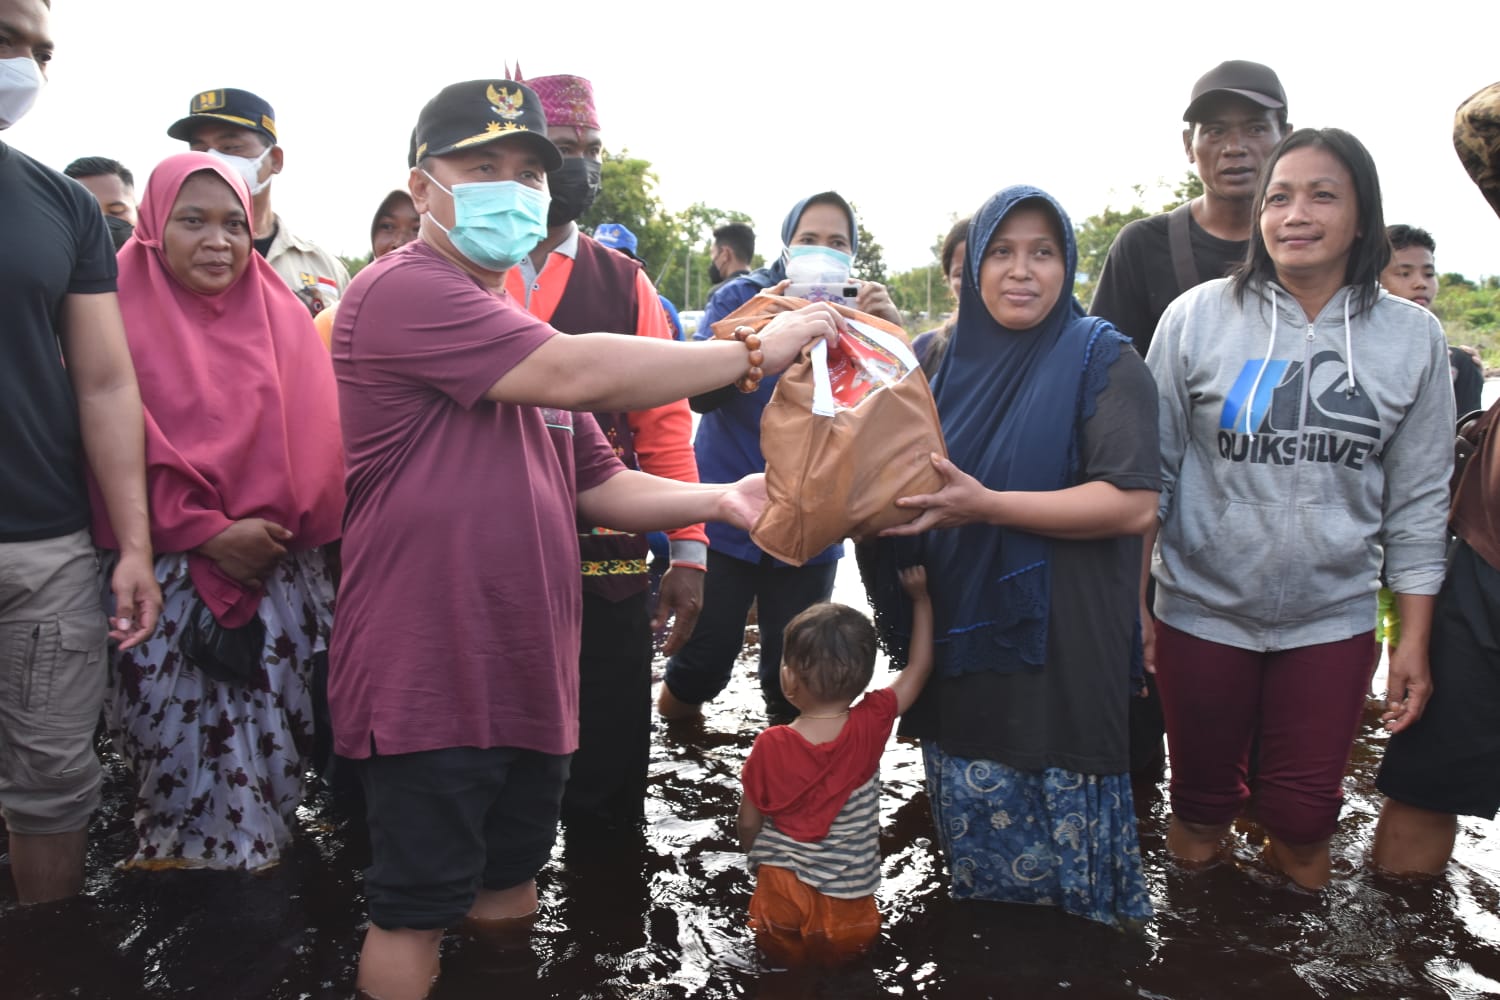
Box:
[923,743,1153,928]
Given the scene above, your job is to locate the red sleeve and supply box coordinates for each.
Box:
[623,269,706,545]
[740,727,788,814]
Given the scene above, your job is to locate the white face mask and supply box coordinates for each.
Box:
[204,145,273,196]
[0,56,44,130]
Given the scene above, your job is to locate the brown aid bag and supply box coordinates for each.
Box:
[712,295,947,566]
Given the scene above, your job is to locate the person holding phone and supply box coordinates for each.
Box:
[657,192,906,725]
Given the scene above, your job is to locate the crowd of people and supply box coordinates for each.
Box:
[4,0,1500,991]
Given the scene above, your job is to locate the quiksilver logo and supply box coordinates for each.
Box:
[1216,351,1381,469]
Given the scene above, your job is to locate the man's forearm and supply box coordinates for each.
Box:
[577,470,728,535]
[78,380,151,555]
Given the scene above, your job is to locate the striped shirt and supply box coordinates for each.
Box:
[749,773,881,899]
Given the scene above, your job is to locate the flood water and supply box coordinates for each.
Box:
[4,561,1500,999]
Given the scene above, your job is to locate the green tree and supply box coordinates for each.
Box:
[1072,171,1200,304]
[339,253,372,279]
[1173,172,1205,203]
[885,221,966,325]
[580,151,683,281]
[580,152,756,310]
[1434,273,1500,366]
[846,202,887,284]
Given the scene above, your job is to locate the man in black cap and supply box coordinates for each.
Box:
[167,88,349,316]
[1089,60,1289,779]
[1091,60,1290,358]
[327,78,840,1000]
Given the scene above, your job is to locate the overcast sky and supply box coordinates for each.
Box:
[11,0,1499,286]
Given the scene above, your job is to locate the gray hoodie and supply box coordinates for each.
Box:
[1146,278,1453,651]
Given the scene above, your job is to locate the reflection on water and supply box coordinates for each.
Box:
[2,559,1498,998]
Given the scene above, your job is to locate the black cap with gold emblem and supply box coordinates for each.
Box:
[411,79,562,171]
[167,88,278,145]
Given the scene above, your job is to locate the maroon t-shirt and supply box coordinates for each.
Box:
[329,240,623,758]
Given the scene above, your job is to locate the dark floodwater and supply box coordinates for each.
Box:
[4,564,1500,999]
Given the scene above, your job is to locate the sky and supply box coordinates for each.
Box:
[10,0,1500,287]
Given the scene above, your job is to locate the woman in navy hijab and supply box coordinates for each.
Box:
[875,186,1159,927]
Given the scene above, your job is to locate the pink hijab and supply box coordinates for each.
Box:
[92,152,344,626]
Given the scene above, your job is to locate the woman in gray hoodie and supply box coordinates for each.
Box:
[1145,128,1453,891]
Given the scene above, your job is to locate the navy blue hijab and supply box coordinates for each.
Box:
[743,191,859,290]
[872,186,1130,677]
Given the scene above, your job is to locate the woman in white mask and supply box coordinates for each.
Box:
[657,193,906,725]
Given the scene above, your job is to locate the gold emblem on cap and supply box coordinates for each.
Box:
[451,121,529,149]
[486,84,525,120]
[191,90,226,112]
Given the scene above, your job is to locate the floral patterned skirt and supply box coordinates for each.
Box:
[103,549,334,871]
[923,743,1153,928]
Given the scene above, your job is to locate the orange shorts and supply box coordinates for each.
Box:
[747,864,880,967]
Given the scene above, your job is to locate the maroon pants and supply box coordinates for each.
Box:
[1154,621,1374,846]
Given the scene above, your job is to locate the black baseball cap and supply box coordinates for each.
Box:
[1183,61,1287,122]
[411,79,562,171]
[167,88,278,144]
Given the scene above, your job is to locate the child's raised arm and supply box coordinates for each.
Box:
[889,565,935,715]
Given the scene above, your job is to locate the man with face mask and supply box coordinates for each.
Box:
[167,88,349,317]
[709,222,755,291]
[0,0,161,904]
[328,78,841,999]
[501,73,706,841]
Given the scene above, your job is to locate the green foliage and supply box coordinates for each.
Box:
[1074,202,1152,306]
[1173,172,1204,203]
[885,263,950,329]
[880,214,967,327]
[580,152,753,309]
[340,253,372,278]
[580,151,680,280]
[1434,274,1500,367]
[1072,172,1201,305]
[848,205,888,285]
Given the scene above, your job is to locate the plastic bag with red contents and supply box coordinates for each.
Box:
[718,295,946,565]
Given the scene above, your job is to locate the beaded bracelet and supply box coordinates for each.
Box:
[731,325,764,393]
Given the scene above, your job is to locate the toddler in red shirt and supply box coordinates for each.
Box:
[737,566,933,966]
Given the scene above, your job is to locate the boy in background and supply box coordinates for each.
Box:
[1381,224,1484,415]
[737,566,933,966]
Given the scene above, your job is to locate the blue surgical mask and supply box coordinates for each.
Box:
[422,171,550,272]
[784,243,853,282]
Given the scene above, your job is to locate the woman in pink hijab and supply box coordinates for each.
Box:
[92,152,344,870]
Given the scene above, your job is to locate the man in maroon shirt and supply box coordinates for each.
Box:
[329,78,844,1000]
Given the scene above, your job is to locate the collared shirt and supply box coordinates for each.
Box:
[265,213,351,318]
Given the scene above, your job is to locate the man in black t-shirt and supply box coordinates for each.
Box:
[1091,61,1291,356]
[1090,61,1289,779]
[0,0,159,904]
